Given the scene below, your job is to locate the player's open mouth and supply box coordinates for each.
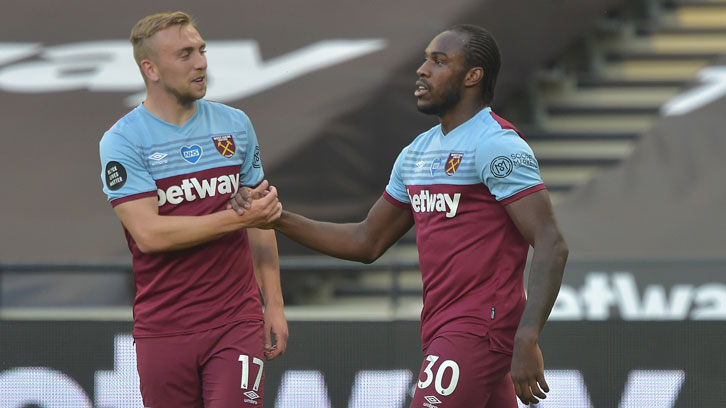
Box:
[415,80,429,97]
[192,76,205,85]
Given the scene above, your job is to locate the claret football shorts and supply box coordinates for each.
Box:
[411,332,517,408]
[135,320,265,408]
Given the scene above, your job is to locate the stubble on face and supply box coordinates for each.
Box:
[164,81,203,106]
[416,66,467,116]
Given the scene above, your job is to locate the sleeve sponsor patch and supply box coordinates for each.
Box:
[490,156,513,178]
[490,153,538,178]
[105,161,127,191]
[252,146,261,168]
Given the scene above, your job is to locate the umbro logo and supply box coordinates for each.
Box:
[243,390,260,405]
[148,152,168,167]
[148,152,167,161]
[423,395,442,407]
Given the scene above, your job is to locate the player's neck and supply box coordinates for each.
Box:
[439,100,487,135]
[143,91,198,126]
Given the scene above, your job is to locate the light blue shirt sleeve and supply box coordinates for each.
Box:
[99,130,157,202]
[384,147,410,204]
[476,131,544,201]
[237,111,264,187]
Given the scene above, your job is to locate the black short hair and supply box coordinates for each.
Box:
[447,24,501,105]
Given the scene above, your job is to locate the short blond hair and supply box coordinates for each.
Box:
[129,11,197,65]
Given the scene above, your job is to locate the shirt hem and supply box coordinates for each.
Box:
[422,323,489,350]
[424,328,514,356]
[132,317,264,339]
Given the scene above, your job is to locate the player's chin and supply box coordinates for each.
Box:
[416,100,438,115]
[194,87,207,99]
[188,84,206,99]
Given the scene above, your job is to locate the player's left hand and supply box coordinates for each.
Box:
[510,335,549,405]
[263,304,288,360]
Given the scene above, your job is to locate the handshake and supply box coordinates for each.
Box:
[226,180,282,229]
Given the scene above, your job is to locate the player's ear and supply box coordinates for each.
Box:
[141,59,160,82]
[464,66,484,88]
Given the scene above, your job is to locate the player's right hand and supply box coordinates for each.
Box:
[256,185,282,227]
[233,182,281,229]
[511,336,549,405]
[228,180,271,215]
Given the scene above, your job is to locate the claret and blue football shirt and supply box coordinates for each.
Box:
[99,100,264,337]
[384,107,546,353]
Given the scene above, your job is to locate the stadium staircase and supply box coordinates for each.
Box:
[523,0,726,204]
[289,0,726,312]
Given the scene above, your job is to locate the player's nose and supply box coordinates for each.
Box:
[416,60,431,78]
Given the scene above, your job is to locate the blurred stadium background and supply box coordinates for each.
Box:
[1,0,725,406]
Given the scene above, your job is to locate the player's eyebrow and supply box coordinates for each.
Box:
[425,51,449,59]
[177,43,206,55]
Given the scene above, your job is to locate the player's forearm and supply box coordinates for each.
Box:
[275,210,379,263]
[515,234,568,342]
[116,191,280,253]
[248,228,284,307]
[250,228,289,360]
[132,210,243,253]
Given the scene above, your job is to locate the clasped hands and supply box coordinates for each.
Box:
[226,180,281,228]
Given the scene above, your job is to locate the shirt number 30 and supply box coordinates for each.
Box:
[417,355,460,396]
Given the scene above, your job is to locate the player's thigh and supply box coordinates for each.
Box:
[485,371,518,408]
[135,336,204,408]
[201,320,266,408]
[411,332,514,408]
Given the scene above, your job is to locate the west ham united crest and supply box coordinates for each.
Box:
[445,152,463,176]
[212,135,236,158]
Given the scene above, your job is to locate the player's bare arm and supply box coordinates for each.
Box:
[248,228,288,360]
[504,189,568,405]
[113,185,281,253]
[271,196,414,264]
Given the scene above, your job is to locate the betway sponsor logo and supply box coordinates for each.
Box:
[551,272,726,321]
[407,189,460,218]
[0,39,386,105]
[157,174,239,206]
